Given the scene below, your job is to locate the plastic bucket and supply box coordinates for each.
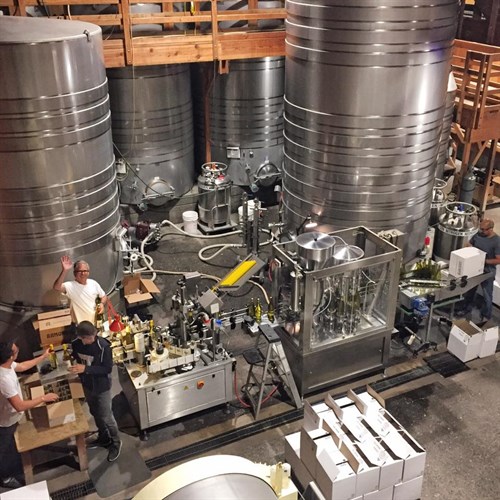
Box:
[182,210,199,234]
[238,200,256,222]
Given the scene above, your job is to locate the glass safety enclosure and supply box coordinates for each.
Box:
[271,226,401,394]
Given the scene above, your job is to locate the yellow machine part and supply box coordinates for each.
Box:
[218,260,257,287]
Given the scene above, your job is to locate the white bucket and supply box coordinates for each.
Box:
[238,200,256,222]
[182,210,199,234]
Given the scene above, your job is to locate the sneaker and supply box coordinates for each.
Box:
[86,436,112,449]
[107,441,122,462]
[1,477,25,489]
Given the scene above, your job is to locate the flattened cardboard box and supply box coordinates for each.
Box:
[123,273,160,306]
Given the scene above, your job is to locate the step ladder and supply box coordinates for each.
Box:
[242,323,302,419]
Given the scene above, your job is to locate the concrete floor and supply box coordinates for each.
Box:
[2,201,500,500]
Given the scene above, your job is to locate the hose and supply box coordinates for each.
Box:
[198,243,244,263]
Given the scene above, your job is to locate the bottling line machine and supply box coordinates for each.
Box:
[271,227,402,394]
[114,276,235,434]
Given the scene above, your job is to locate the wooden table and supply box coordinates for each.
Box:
[14,400,89,484]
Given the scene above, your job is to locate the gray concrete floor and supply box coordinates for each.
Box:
[2,201,500,500]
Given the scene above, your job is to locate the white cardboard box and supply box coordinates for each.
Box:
[393,475,424,500]
[447,319,483,362]
[448,247,486,278]
[304,400,339,432]
[284,432,314,491]
[478,322,499,358]
[493,281,500,307]
[363,486,394,500]
[315,439,357,500]
[300,428,332,478]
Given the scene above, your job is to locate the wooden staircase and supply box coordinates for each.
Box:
[452,39,500,210]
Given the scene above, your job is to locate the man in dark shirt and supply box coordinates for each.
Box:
[69,321,122,462]
[457,219,500,323]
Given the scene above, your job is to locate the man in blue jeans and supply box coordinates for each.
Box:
[69,321,122,462]
[456,219,500,325]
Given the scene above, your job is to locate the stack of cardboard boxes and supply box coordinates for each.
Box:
[285,389,426,500]
[447,319,499,362]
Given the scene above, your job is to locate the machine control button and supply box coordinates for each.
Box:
[197,380,205,390]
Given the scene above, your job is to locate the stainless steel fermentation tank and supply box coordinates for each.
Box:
[193,57,284,190]
[0,17,121,307]
[108,64,195,207]
[283,0,459,260]
[436,73,458,179]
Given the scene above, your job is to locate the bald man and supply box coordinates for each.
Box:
[457,219,500,323]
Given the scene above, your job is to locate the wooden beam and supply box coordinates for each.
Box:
[131,35,214,65]
[218,30,285,60]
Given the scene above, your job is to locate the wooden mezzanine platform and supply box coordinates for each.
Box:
[0,0,286,68]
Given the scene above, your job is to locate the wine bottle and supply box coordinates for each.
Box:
[62,343,72,369]
[267,297,275,323]
[255,298,262,323]
[94,297,104,332]
[49,343,58,370]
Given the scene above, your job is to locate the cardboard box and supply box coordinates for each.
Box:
[304,400,335,432]
[447,319,483,362]
[25,373,84,429]
[315,440,357,500]
[300,428,332,478]
[393,475,424,500]
[478,322,499,358]
[123,273,160,306]
[33,309,72,347]
[284,432,315,491]
[363,486,394,500]
[448,247,485,278]
[372,413,426,482]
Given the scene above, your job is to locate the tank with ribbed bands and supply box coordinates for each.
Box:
[283,0,459,260]
[0,16,121,307]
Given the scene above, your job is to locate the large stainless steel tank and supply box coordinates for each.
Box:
[193,57,284,190]
[0,16,121,307]
[436,73,458,179]
[283,0,459,260]
[108,64,195,207]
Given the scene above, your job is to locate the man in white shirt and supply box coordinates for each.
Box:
[53,256,108,324]
[0,342,58,488]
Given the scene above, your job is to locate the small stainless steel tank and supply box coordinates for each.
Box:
[197,162,232,229]
[433,202,479,261]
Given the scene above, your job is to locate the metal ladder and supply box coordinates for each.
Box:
[243,323,302,419]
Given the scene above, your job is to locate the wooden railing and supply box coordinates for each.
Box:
[451,39,500,210]
[0,0,286,67]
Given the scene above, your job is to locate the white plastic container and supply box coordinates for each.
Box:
[238,200,255,222]
[182,210,199,234]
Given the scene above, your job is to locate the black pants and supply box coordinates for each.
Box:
[0,423,23,479]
